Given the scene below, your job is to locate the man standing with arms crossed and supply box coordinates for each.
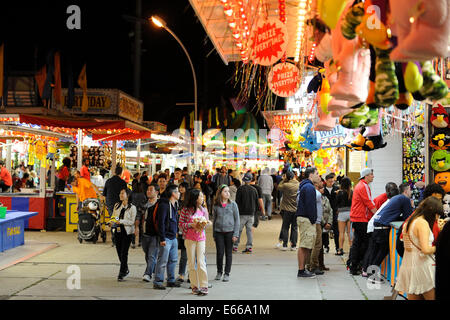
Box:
[348,168,377,275]
[296,167,322,278]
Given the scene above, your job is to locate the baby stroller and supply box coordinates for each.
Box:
[77,198,107,244]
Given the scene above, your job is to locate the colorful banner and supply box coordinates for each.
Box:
[249,18,288,66]
[268,63,301,97]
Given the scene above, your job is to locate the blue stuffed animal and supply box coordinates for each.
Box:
[300,121,322,152]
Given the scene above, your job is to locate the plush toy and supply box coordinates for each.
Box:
[389,0,450,62]
[307,72,323,93]
[300,121,322,152]
[355,0,391,50]
[403,62,423,93]
[430,131,450,150]
[346,126,387,151]
[430,104,450,128]
[435,172,450,193]
[374,48,399,107]
[315,77,338,131]
[442,193,450,216]
[431,150,450,172]
[318,0,349,29]
[315,33,333,63]
[339,103,379,129]
[330,40,371,104]
[416,62,449,102]
[341,1,365,40]
[393,62,413,110]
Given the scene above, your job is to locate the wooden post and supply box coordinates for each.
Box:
[39,162,46,197]
[50,157,56,189]
[6,140,12,174]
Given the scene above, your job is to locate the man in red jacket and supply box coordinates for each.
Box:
[348,168,377,275]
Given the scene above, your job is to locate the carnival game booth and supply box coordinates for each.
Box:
[12,114,152,232]
[0,116,72,230]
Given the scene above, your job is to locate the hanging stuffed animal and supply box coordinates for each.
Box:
[431,149,450,172]
[315,76,338,131]
[442,194,450,217]
[414,61,449,102]
[430,131,450,150]
[318,0,349,29]
[389,0,450,62]
[341,1,365,40]
[435,172,450,193]
[46,140,57,160]
[339,103,379,129]
[346,125,386,151]
[374,48,399,107]
[430,104,450,128]
[300,121,322,152]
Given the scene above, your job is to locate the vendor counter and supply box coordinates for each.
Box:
[0,190,54,230]
[0,211,38,252]
[55,191,110,232]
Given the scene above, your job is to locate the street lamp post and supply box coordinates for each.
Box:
[150,16,198,171]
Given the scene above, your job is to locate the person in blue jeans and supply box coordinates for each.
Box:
[141,184,160,282]
[153,184,181,290]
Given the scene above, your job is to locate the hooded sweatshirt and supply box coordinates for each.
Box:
[156,197,178,242]
[295,179,317,225]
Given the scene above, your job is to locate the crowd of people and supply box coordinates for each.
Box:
[52,157,450,300]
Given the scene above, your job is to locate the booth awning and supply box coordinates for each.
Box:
[16,114,151,140]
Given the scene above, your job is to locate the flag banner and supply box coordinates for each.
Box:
[53,52,62,104]
[77,64,88,112]
[35,65,47,99]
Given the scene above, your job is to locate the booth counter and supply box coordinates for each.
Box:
[0,211,38,252]
[0,190,54,230]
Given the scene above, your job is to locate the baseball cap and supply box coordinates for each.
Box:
[242,172,253,182]
[359,168,373,180]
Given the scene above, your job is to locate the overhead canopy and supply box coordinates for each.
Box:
[189,0,304,65]
[16,114,152,140]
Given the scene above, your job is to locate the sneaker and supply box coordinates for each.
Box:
[123,269,130,279]
[242,248,253,254]
[369,277,385,284]
[167,281,181,288]
[198,287,208,296]
[208,283,213,288]
[361,271,368,278]
[325,246,330,253]
[215,272,223,281]
[222,274,230,282]
[117,275,124,282]
[290,246,297,251]
[153,283,166,290]
[191,287,200,295]
[142,274,151,282]
[280,246,288,251]
[297,269,316,278]
[350,269,362,276]
[232,247,238,253]
[274,242,282,249]
[311,268,325,275]
[175,276,184,283]
[320,266,330,271]
[131,244,136,249]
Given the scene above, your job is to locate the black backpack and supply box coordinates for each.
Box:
[396,223,405,257]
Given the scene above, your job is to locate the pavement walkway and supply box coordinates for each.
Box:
[0,214,398,300]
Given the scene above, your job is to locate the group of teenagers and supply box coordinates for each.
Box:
[294,166,450,300]
[106,168,242,296]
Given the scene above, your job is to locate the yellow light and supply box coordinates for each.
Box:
[151,16,165,28]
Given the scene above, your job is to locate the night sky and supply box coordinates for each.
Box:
[1,0,245,130]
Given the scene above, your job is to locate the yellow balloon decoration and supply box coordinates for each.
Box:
[320,77,332,114]
[286,123,306,151]
[318,0,348,29]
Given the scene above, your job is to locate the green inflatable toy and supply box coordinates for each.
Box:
[431,149,450,172]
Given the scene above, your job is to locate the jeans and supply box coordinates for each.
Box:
[279,210,298,247]
[141,234,159,277]
[369,227,391,268]
[115,230,132,276]
[185,239,208,288]
[349,222,370,272]
[234,215,254,249]
[262,194,272,217]
[153,237,178,286]
[215,232,233,275]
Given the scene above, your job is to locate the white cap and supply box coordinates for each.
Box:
[359,168,373,180]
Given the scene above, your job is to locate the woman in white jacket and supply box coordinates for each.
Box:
[110,188,137,281]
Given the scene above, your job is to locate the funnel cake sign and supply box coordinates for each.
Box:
[249,18,288,66]
[268,63,301,97]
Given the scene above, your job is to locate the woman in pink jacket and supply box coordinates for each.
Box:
[178,188,212,295]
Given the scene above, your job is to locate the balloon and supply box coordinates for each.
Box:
[318,0,348,29]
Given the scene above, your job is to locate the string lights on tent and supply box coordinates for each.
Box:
[294,0,309,62]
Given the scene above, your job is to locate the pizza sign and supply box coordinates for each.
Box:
[268,63,301,97]
[249,18,288,66]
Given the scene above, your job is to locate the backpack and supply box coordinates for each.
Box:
[396,225,405,257]
[143,202,159,234]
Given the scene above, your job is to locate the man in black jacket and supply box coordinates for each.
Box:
[103,166,128,247]
[153,184,180,290]
[235,172,259,254]
[141,184,160,282]
[323,173,339,255]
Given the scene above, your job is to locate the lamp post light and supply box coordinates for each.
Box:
[150,15,198,171]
